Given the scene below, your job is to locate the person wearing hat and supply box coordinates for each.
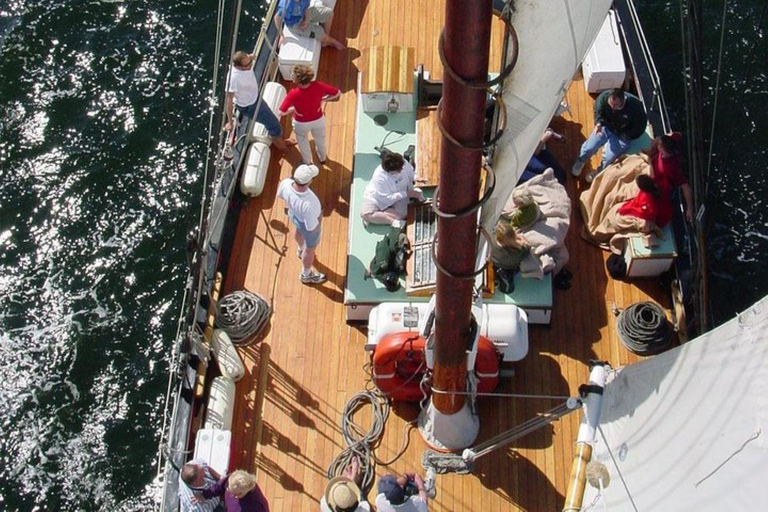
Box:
[375,473,428,512]
[276,164,327,284]
[320,457,370,512]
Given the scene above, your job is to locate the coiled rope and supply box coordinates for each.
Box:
[215,290,272,345]
[616,302,672,355]
[327,390,414,496]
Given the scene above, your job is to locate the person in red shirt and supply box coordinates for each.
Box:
[648,132,694,226]
[279,64,341,165]
[619,174,660,222]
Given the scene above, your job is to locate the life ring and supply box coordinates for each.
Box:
[372,333,500,402]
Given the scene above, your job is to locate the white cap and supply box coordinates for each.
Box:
[293,164,319,185]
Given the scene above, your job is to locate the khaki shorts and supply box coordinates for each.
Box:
[291,4,332,39]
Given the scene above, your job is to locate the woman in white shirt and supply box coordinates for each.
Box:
[360,152,424,229]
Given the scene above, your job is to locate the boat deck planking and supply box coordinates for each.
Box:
[222,1,672,510]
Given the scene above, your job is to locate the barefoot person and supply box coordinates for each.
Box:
[225,51,293,150]
[276,0,346,50]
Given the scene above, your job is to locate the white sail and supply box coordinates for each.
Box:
[582,296,768,510]
[482,0,612,231]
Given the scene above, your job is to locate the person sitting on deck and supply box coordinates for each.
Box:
[517,128,567,186]
[360,152,426,229]
[375,473,428,512]
[275,0,346,50]
[571,88,648,183]
[647,132,694,225]
[224,51,293,151]
[202,470,270,512]
[178,459,222,512]
[321,456,371,512]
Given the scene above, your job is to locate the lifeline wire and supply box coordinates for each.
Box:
[215,290,272,344]
[598,425,639,512]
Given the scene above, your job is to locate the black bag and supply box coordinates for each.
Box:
[367,227,411,291]
[606,253,627,279]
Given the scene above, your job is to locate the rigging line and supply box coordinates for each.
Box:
[705,0,728,180]
[597,425,639,512]
[429,387,570,400]
[156,0,229,477]
[694,428,762,488]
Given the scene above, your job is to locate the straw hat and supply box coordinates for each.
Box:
[325,476,362,510]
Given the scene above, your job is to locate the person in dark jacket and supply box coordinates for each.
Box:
[571,88,648,183]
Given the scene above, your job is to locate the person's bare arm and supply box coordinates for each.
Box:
[414,474,428,503]
[224,92,235,131]
[681,183,694,223]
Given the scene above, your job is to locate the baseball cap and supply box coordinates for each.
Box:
[293,164,319,185]
[325,476,362,511]
[378,474,406,505]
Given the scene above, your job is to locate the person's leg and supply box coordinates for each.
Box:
[578,126,609,162]
[310,117,328,163]
[255,102,291,149]
[600,128,630,169]
[294,226,306,257]
[537,149,567,185]
[292,119,313,164]
[362,210,400,225]
[320,33,346,50]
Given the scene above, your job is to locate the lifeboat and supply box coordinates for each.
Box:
[372,332,500,402]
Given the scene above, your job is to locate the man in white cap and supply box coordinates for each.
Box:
[321,457,370,512]
[276,164,327,284]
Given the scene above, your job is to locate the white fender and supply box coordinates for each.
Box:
[204,376,235,431]
[193,428,231,476]
[240,142,271,197]
[211,329,245,382]
[249,82,287,144]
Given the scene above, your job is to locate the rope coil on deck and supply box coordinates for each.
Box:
[215,290,272,345]
[616,302,672,355]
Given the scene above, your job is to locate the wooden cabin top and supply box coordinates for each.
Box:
[220,1,673,510]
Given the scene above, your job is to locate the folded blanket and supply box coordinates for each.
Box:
[579,153,654,253]
[501,168,571,278]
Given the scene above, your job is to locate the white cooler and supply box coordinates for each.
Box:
[194,429,231,476]
[278,26,321,80]
[582,10,626,93]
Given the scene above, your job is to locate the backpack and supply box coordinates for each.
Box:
[367,227,411,291]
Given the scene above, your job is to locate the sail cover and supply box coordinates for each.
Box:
[582,296,768,510]
[482,0,612,231]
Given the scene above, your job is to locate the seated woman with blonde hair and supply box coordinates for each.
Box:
[202,469,270,512]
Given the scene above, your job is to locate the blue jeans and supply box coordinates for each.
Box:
[577,126,630,170]
[237,101,282,137]
[518,148,566,186]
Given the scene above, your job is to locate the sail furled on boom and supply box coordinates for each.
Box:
[482,0,612,232]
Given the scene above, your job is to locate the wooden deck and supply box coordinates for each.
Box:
[222,1,672,510]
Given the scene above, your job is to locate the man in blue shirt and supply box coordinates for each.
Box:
[276,0,345,50]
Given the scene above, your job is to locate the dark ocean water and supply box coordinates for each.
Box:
[0,1,765,510]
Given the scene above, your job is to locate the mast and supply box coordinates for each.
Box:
[418,0,493,450]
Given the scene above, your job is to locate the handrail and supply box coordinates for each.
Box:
[622,0,671,134]
[155,1,283,510]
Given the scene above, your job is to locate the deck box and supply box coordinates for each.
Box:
[582,10,626,93]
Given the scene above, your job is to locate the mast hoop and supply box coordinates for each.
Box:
[430,226,493,281]
[437,18,519,89]
[430,162,496,219]
[435,91,507,150]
